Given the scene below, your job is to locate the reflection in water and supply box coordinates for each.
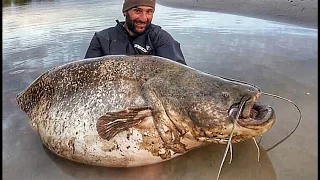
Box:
[3,0,53,7]
[3,0,31,6]
[3,0,316,70]
[40,140,276,180]
[3,0,318,180]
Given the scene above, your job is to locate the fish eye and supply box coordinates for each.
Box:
[221,92,230,99]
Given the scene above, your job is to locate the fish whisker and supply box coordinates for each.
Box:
[261,92,302,152]
[252,137,260,162]
[216,96,248,180]
[228,142,233,164]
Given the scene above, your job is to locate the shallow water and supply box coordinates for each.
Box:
[3,0,318,180]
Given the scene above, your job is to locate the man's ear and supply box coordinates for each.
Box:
[123,12,126,17]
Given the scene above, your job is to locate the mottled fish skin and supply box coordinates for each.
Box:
[16,55,275,167]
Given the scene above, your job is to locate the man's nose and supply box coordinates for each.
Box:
[139,12,148,22]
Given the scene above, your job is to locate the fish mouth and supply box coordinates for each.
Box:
[207,100,275,144]
[199,99,276,144]
[228,100,275,129]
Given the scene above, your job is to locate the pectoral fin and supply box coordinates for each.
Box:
[96,106,153,140]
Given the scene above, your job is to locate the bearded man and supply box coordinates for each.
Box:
[85,0,186,65]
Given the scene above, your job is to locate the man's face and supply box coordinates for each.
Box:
[125,6,154,35]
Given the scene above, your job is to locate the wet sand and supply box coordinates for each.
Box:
[157,0,318,29]
[157,1,318,180]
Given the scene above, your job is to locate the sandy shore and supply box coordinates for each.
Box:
[157,0,318,28]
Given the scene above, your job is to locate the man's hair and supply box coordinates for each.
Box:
[122,0,156,12]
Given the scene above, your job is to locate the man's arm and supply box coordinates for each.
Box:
[154,30,187,65]
[84,33,103,59]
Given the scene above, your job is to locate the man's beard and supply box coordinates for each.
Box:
[125,13,151,35]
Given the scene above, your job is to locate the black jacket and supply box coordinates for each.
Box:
[85,21,186,65]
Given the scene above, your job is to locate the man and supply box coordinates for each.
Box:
[84,0,186,65]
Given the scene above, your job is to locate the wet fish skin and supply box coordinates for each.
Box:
[16,55,275,167]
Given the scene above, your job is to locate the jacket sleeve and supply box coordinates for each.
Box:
[84,33,103,59]
[155,31,187,65]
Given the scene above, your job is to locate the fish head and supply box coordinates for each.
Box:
[185,74,276,144]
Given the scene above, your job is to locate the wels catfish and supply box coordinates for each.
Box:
[16,55,275,167]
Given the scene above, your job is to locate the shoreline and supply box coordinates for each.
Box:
[157,0,318,29]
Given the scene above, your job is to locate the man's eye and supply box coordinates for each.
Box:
[147,10,154,14]
[134,9,141,13]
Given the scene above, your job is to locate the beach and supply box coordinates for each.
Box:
[157,0,318,29]
[156,1,318,180]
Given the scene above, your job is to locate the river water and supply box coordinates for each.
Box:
[3,0,318,180]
